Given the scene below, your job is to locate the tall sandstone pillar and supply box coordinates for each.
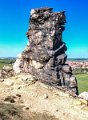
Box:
[13,7,78,95]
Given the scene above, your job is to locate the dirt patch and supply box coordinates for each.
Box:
[0,103,23,120]
[0,103,58,120]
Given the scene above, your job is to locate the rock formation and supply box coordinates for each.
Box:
[13,7,78,95]
[0,66,14,78]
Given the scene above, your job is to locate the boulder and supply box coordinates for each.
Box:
[13,58,23,73]
[2,66,12,72]
[0,66,14,78]
[3,78,14,86]
[78,92,88,100]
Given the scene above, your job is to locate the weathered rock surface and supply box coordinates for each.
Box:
[78,92,88,101]
[0,65,14,78]
[13,7,78,95]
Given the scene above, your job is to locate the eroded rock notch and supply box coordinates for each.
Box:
[13,7,78,95]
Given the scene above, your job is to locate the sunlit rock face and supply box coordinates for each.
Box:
[13,7,78,95]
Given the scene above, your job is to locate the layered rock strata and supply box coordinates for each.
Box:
[13,7,78,95]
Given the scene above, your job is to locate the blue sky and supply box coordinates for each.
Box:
[0,0,88,58]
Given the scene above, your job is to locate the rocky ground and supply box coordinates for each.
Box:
[0,73,88,120]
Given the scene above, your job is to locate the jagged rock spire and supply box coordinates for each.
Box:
[13,7,78,95]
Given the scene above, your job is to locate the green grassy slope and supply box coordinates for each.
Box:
[0,59,12,69]
[0,62,10,69]
[76,74,88,93]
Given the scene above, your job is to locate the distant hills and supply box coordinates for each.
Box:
[0,57,88,61]
[67,58,88,61]
[0,57,16,60]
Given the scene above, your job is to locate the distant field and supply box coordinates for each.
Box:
[76,74,88,93]
[0,59,14,69]
[0,62,11,69]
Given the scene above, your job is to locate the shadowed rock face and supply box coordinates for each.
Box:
[13,7,78,95]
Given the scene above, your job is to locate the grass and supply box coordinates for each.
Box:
[76,74,88,94]
[0,59,13,69]
[0,63,11,69]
